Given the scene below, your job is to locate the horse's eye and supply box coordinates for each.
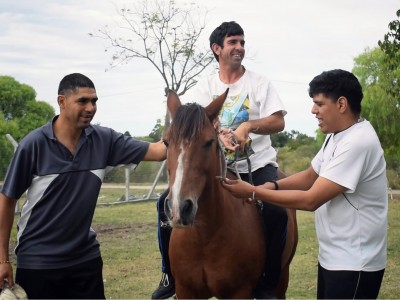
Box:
[163,140,169,148]
[204,139,214,148]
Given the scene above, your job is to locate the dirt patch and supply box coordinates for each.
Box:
[93,222,155,237]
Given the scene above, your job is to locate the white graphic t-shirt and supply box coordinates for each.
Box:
[184,69,286,173]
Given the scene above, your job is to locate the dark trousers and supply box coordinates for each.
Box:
[156,164,288,290]
[156,188,172,274]
[240,165,288,290]
[317,263,385,299]
[15,256,106,299]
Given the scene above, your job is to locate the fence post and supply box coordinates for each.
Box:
[125,167,130,201]
[6,134,18,151]
[146,160,166,199]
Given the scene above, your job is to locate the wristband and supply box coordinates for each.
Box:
[0,260,10,264]
[268,181,279,190]
[248,187,257,203]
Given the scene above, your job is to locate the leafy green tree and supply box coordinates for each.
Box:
[353,47,399,166]
[353,10,399,188]
[0,76,55,180]
[271,131,293,148]
[378,9,400,166]
[277,144,318,176]
[0,76,36,120]
[378,9,400,74]
[15,100,55,140]
[315,129,327,148]
[272,130,317,151]
[148,118,164,142]
[286,130,316,150]
[272,130,319,175]
[0,112,18,178]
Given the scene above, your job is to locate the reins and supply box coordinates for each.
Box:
[216,138,228,181]
[215,130,253,185]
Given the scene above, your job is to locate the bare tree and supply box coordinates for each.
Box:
[90,0,214,96]
[90,0,215,195]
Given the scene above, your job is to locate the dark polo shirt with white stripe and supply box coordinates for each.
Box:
[1,116,149,269]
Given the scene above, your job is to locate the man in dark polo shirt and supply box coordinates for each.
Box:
[0,73,166,299]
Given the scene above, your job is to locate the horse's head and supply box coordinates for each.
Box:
[163,89,228,227]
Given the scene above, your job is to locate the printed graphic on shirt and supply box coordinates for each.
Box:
[213,92,254,163]
[219,93,250,129]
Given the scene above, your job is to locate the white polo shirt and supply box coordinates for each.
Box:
[311,120,387,271]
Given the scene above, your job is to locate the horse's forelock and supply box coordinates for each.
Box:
[169,103,208,145]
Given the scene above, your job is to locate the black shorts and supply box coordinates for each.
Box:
[15,256,105,299]
[317,262,385,299]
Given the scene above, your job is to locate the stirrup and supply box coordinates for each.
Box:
[159,273,171,287]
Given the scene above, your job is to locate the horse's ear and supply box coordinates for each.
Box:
[167,89,181,119]
[205,88,229,122]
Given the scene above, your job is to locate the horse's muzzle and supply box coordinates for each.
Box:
[165,197,197,228]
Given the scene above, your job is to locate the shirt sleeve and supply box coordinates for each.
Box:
[106,129,150,167]
[316,138,366,192]
[259,79,287,118]
[1,140,36,200]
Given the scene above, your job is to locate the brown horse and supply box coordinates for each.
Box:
[163,90,298,299]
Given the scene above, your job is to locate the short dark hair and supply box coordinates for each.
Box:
[308,69,363,114]
[58,73,95,95]
[209,21,244,61]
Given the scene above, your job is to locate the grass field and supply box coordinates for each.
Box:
[10,188,400,299]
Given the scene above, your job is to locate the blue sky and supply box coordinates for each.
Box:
[0,0,398,137]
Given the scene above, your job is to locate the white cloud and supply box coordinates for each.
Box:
[0,0,398,137]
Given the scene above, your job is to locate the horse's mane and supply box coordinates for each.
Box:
[168,103,209,144]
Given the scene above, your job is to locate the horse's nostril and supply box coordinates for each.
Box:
[181,199,193,217]
[180,199,194,226]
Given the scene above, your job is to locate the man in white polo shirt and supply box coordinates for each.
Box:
[223,69,388,299]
